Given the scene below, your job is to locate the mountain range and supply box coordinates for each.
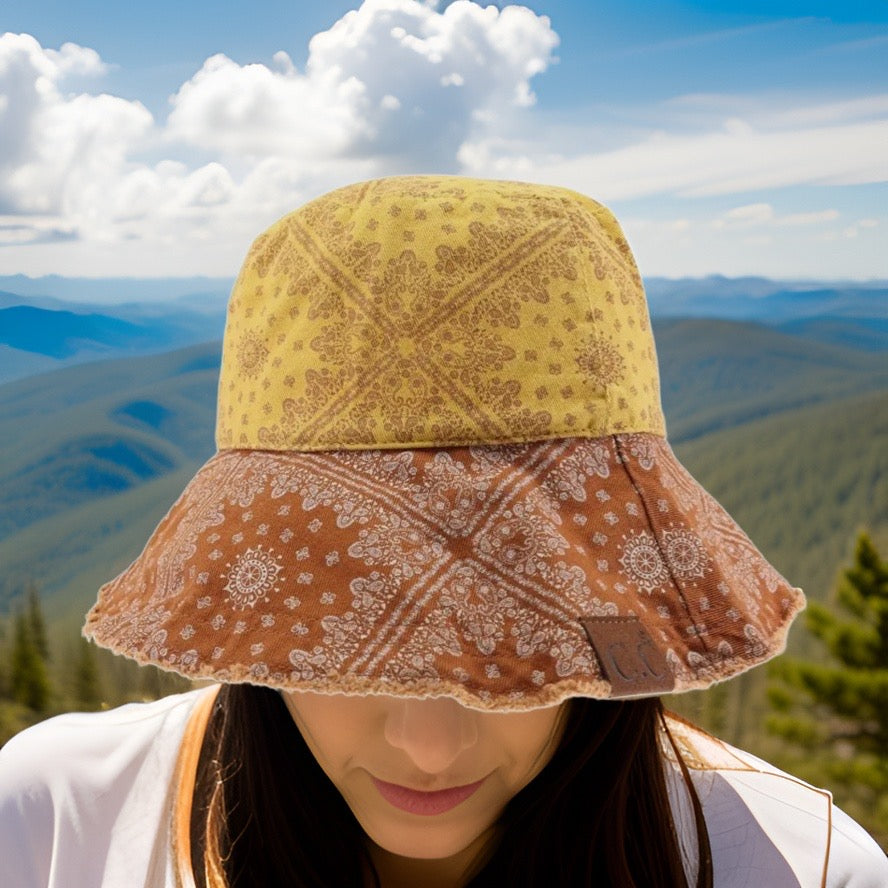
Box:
[0,324,884,632]
[0,273,885,634]
[1,275,885,385]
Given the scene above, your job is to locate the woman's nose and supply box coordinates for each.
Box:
[383,696,479,774]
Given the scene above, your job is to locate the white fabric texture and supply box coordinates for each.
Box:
[0,687,885,887]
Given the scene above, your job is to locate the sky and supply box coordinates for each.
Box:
[1,0,886,282]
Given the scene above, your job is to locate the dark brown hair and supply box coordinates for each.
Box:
[191,684,712,887]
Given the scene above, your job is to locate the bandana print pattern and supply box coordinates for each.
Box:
[83,178,803,707]
[216,177,663,452]
[223,545,285,610]
[85,433,803,708]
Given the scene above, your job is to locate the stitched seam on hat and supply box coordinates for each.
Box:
[612,434,713,657]
[288,209,570,446]
[402,218,570,439]
[272,443,580,676]
[563,194,611,434]
[286,219,406,442]
[221,429,631,451]
[412,217,567,341]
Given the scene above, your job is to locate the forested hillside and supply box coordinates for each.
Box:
[0,317,885,843]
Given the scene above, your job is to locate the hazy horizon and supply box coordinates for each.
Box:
[4,272,888,308]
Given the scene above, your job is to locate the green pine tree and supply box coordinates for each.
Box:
[26,583,50,661]
[75,637,103,710]
[10,610,51,712]
[768,531,888,842]
[0,618,8,698]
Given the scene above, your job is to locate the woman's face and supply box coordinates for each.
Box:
[281,690,565,862]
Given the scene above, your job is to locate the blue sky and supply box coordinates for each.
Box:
[1,0,886,280]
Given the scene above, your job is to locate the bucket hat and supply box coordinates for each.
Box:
[84,176,804,710]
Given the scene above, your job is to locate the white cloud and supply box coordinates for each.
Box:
[461,115,888,200]
[619,210,887,280]
[166,51,369,158]
[763,95,888,128]
[831,217,881,241]
[0,213,76,246]
[167,0,558,165]
[666,92,888,129]
[43,40,107,77]
[0,29,264,265]
[778,209,841,226]
[715,202,776,227]
[711,203,841,230]
[0,32,152,220]
[1,3,559,273]
[0,10,885,279]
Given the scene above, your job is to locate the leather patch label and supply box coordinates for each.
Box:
[580,616,675,697]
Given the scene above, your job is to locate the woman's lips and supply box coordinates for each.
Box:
[371,776,486,816]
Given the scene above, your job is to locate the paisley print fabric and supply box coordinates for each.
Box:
[83,176,805,707]
[215,176,663,451]
[84,434,804,709]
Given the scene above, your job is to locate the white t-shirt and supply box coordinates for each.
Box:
[0,687,885,887]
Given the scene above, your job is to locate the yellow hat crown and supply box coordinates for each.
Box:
[217,176,664,451]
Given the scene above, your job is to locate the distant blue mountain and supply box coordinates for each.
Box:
[645,276,888,323]
[0,291,228,383]
[0,305,170,359]
[774,317,888,352]
[0,275,884,386]
[0,274,232,306]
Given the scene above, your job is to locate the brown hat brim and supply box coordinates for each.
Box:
[84,432,803,710]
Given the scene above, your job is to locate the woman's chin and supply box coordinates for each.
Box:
[363,816,492,862]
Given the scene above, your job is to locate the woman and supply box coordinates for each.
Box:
[1,176,885,887]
